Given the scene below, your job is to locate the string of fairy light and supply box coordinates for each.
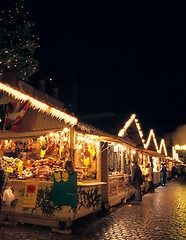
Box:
[0,1,167,156]
[118,114,167,156]
[0,0,39,81]
[0,81,78,126]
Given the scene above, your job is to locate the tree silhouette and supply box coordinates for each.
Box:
[0,0,40,81]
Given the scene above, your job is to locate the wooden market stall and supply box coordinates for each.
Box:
[0,77,106,228]
[144,129,168,186]
[0,76,170,229]
[116,114,169,196]
[99,136,137,207]
[72,121,135,208]
[117,114,150,197]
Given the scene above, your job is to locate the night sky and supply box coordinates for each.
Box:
[1,1,186,137]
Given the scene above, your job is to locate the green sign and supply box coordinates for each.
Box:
[51,171,77,207]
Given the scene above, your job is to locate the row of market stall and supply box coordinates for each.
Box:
[0,74,171,228]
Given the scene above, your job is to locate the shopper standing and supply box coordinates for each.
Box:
[160,163,167,186]
[131,161,143,202]
[145,163,155,193]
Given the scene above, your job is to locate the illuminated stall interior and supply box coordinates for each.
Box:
[174,144,186,164]
[74,132,100,181]
[0,127,71,180]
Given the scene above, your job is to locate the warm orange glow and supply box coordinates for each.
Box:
[0,82,77,126]
[144,129,167,156]
[158,139,168,156]
[144,129,159,150]
[174,144,186,151]
[118,114,168,156]
[118,113,145,144]
[118,114,136,137]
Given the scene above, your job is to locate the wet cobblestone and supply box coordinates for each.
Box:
[0,180,186,240]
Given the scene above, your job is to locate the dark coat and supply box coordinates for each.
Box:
[132,164,143,188]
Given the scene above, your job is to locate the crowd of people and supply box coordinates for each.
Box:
[171,164,186,181]
[131,161,186,203]
[131,161,155,203]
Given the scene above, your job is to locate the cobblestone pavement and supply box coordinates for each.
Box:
[1,179,186,240]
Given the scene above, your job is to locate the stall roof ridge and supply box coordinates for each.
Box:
[76,121,137,147]
[144,129,168,156]
[76,121,110,135]
[0,77,77,126]
[118,113,146,147]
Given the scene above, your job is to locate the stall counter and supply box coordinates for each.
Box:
[1,179,107,228]
[108,174,135,206]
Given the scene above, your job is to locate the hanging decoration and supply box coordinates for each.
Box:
[4,101,30,131]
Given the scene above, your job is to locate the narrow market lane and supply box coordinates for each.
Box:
[1,179,186,240]
[72,179,186,240]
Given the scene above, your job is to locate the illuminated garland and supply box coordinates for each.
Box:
[118,113,145,144]
[144,129,167,156]
[0,82,77,126]
[118,113,167,156]
[158,139,167,156]
[144,129,159,151]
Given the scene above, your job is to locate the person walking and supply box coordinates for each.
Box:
[131,161,143,202]
[160,163,167,186]
[145,163,155,193]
